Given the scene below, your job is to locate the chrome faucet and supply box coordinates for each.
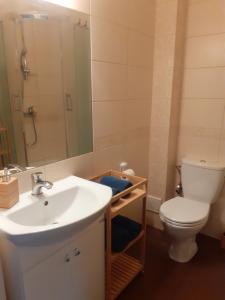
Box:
[31,172,53,196]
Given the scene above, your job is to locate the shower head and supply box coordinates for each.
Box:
[20,12,48,20]
[19,11,48,81]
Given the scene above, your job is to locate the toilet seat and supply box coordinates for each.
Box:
[162,216,207,228]
[160,196,210,227]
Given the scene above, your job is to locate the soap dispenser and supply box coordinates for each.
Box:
[0,168,19,208]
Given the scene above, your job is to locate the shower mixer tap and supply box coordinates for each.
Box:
[23,105,36,117]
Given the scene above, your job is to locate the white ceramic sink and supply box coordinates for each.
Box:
[0,176,112,243]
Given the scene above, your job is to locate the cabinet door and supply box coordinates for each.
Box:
[23,218,105,300]
[69,219,105,300]
[23,246,75,300]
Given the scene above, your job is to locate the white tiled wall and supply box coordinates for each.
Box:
[91,0,154,178]
[177,0,225,238]
[148,0,186,201]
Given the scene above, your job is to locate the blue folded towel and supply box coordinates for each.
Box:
[100,176,133,196]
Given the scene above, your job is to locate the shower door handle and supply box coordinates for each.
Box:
[65,94,73,111]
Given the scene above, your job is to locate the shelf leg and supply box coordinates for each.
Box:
[105,206,112,300]
[140,195,147,269]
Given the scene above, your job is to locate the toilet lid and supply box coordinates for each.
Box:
[160,196,210,225]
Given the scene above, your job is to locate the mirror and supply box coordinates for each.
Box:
[0,0,93,171]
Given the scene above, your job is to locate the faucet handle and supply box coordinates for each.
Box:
[32,172,44,183]
[0,167,11,182]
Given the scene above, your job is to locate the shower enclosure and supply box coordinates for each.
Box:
[0,8,92,168]
[0,21,16,168]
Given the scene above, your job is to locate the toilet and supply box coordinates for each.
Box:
[160,159,225,263]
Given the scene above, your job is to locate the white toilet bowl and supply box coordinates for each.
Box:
[159,159,225,263]
[160,196,210,263]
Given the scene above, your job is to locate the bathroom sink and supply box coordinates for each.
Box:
[0,176,112,243]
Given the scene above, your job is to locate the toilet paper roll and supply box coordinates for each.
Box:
[123,169,135,176]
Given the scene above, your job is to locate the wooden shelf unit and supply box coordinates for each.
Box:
[111,253,143,300]
[89,170,147,300]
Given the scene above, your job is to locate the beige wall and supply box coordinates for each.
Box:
[177,0,225,238]
[147,0,225,238]
[91,0,154,178]
[148,0,186,201]
[16,0,155,202]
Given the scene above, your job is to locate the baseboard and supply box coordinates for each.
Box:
[146,195,161,213]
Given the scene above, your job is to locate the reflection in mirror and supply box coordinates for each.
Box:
[0,0,93,171]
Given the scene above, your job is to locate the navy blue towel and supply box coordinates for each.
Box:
[112,215,142,252]
[112,215,142,240]
[111,223,131,252]
[100,176,133,196]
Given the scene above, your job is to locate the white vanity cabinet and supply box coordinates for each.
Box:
[23,218,105,300]
[0,258,6,300]
[1,218,105,300]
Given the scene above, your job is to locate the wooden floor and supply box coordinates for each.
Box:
[118,227,225,300]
